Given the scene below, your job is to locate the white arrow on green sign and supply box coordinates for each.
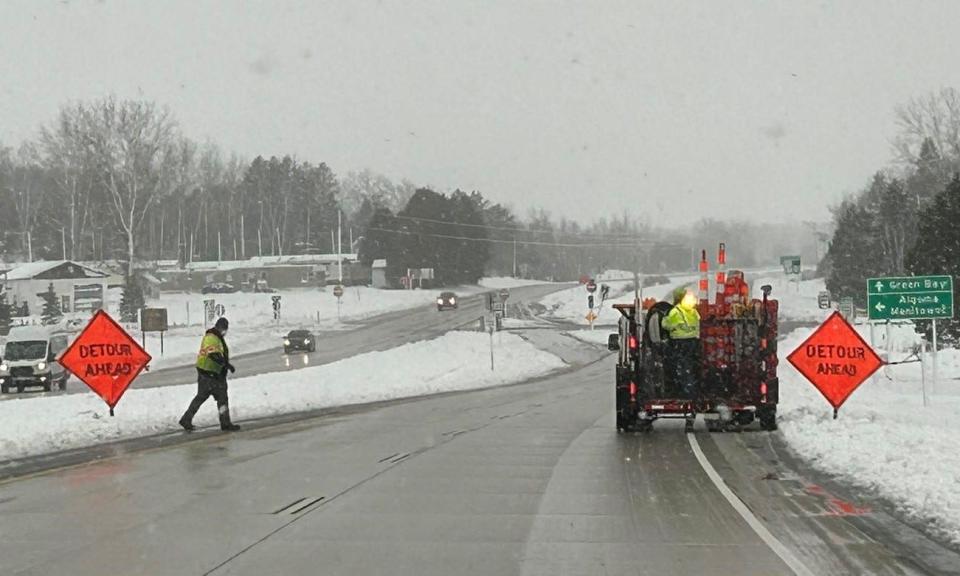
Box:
[866,275,953,321]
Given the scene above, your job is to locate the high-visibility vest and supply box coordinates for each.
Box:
[196,331,225,373]
[661,304,700,339]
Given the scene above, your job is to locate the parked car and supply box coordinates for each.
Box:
[201,282,238,294]
[437,291,458,311]
[254,279,277,293]
[0,327,71,393]
[284,330,316,354]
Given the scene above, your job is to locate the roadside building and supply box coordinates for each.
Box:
[0,261,109,316]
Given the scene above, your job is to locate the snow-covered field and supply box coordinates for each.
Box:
[772,280,960,545]
[0,331,565,461]
[539,274,697,326]
[478,277,557,289]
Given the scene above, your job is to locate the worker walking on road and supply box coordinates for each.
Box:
[179,317,241,432]
[661,287,701,400]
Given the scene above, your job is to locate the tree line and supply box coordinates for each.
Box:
[1,95,824,293]
[824,88,960,340]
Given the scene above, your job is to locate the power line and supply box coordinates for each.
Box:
[387,213,669,242]
[363,226,674,249]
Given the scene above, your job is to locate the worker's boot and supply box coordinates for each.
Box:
[218,405,240,432]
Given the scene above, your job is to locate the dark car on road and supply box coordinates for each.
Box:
[201,282,238,294]
[437,291,458,311]
[284,330,316,354]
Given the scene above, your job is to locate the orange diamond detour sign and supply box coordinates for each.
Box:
[58,310,152,415]
[787,311,884,418]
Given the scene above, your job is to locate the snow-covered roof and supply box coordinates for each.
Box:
[372,259,387,268]
[2,260,108,281]
[184,254,360,271]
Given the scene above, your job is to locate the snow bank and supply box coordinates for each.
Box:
[778,324,960,544]
[132,286,480,369]
[478,277,557,289]
[565,330,612,346]
[539,274,697,326]
[0,331,565,461]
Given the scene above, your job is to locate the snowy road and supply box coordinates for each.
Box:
[1,334,958,575]
[5,283,569,399]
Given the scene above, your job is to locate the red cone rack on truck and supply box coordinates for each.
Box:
[609,244,779,432]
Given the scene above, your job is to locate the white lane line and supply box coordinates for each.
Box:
[687,432,815,576]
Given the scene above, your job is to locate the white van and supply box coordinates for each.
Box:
[0,327,71,393]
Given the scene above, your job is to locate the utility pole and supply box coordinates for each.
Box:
[306,206,311,249]
[337,210,343,283]
[61,228,66,261]
[513,237,517,278]
[217,230,222,262]
[277,228,283,257]
[240,212,245,260]
[257,228,262,258]
[27,230,33,262]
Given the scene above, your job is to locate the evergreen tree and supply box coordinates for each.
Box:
[906,175,960,341]
[38,282,62,326]
[825,201,878,306]
[120,274,145,323]
[0,288,11,336]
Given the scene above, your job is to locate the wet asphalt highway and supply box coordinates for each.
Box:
[1,331,958,575]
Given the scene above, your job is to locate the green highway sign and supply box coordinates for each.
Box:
[867,275,953,321]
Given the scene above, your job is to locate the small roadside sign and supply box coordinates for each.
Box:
[817,291,831,310]
[585,310,597,323]
[58,310,152,415]
[586,280,597,293]
[333,284,344,298]
[787,311,884,417]
[203,299,216,324]
[839,297,855,321]
[140,308,168,332]
[214,303,226,317]
[867,275,953,321]
[498,288,510,302]
[780,255,801,275]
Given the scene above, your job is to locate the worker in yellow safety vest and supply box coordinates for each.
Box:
[661,287,701,400]
[179,317,240,432]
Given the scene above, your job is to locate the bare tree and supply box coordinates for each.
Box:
[893,87,960,166]
[39,103,99,260]
[83,97,180,277]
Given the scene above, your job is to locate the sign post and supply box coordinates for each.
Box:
[333,284,344,320]
[203,299,216,325]
[140,307,169,356]
[271,295,282,323]
[787,311,884,418]
[58,310,152,416]
[867,275,953,395]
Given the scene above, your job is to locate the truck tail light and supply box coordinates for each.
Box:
[629,335,638,350]
[629,382,637,397]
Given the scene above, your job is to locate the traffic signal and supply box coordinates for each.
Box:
[588,295,594,309]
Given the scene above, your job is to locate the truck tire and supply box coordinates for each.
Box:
[59,375,68,391]
[759,406,777,431]
[1,384,8,394]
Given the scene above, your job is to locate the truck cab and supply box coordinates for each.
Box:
[0,327,71,393]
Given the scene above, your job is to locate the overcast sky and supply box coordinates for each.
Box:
[2,0,959,225]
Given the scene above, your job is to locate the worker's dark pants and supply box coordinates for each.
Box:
[180,370,233,428]
[669,338,700,400]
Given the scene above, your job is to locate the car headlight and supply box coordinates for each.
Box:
[284,339,291,346]
[0,363,8,373]
[449,297,456,304]
[303,338,311,344]
[37,361,47,371]
[437,299,444,305]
